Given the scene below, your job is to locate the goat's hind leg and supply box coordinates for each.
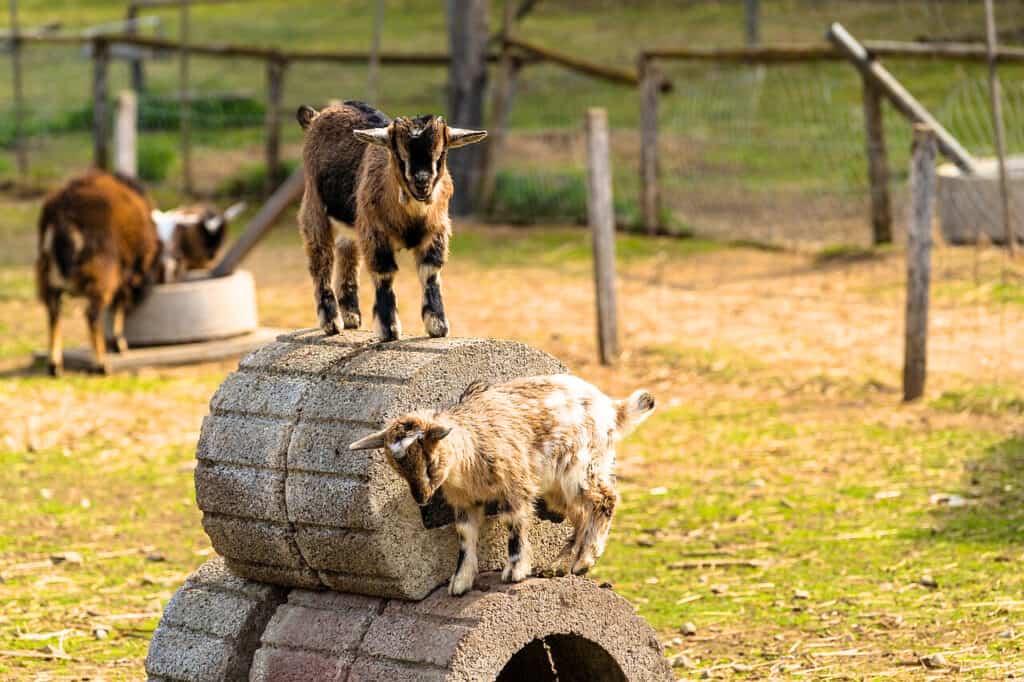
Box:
[299,186,343,335]
[43,288,64,377]
[501,501,533,583]
[449,504,483,596]
[332,235,361,329]
[415,233,449,338]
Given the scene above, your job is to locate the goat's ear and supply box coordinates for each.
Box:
[297,105,318,130]
[447,128,487,148]
[425,424,452,442]
[223,202,247,222]
[349,429,388,451]
[353,127,390,147]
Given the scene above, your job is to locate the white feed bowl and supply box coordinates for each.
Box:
[110,269,259,347]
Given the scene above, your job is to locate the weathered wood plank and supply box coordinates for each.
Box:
[828,23,976,174]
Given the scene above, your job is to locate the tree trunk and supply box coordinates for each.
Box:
[446,0,489,216]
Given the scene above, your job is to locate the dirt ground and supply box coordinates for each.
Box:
[1,214,1023,680]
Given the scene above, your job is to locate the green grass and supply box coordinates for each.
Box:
[931,384,1024,417]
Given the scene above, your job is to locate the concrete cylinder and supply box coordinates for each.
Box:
[195,330,573,600]
[146,559,672,682]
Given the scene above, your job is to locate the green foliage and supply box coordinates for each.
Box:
[136,138,176,183]
[61,93,265,135]
[217,159,300,198]
[488,170,645,228]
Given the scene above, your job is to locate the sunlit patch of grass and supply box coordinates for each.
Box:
[931,383,1024,417]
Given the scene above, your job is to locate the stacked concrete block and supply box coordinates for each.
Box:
[150,562,671,681]
[146,330,672,681]
[145,558,287,682]
[194,330,572,600]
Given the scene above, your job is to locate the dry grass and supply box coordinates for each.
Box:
[1,196,1023,679]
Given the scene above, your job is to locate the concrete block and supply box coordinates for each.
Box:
[196,331,571,599]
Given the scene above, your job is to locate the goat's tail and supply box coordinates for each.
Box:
[614,389,656,439]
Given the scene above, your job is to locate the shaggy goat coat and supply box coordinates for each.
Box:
[296,100,485,341]
[349,374,656,596]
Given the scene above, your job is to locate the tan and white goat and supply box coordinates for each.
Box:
[349,375,656,596]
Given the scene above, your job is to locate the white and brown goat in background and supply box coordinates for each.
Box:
[296,100,486,341]
[350,375,656,596]
[37,170,243,375]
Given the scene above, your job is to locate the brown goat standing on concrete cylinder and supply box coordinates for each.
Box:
[296,101,486,341]
[36,171,238,375]
[350,375,656,596]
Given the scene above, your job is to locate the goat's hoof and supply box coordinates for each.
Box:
[374,318,402,342]
[423,312,449,338]
[571,556,595,575]
[502,563,531,583]
[47,362,63,378]
[341,310,361,330]
[448,575,473,597]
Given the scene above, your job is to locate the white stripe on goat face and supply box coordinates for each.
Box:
[389,432,422,459]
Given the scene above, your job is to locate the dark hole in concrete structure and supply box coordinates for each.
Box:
[496,634,627,682]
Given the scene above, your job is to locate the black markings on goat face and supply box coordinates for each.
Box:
[390,115,446,203]
[376,418,451,506]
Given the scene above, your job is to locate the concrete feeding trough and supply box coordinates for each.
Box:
[146,558,672,682]
[938,157,1024,245]
[195,330,573,600]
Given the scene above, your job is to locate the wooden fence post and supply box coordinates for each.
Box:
[639,54,661,235]
[115,90,137,177]
[92,38,110,171]
[367,0,384,103]
[179,0,193,194]
[744,0,760,46]
[984,0,1015,256]
[585,108,620,366]
[265,56,286,195]
[903,124,936,402]
[862,77,892,244]
[477,0,517,212]
[8,0,28,178]
[125,2,146,92]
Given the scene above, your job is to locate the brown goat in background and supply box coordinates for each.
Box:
[36,171,239,375]
[296,101,486,341]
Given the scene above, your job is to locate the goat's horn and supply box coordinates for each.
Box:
[349,429,388,451]
[353,128,390,147]
[448,128,487,148]
[223,202,247,222]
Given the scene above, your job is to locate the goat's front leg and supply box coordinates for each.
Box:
[415,233,449,338]
[571,475,618,575]
[501,500,534,583]
[364,236,401,342]
[449,504,483,596]
[109,299,128,354]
